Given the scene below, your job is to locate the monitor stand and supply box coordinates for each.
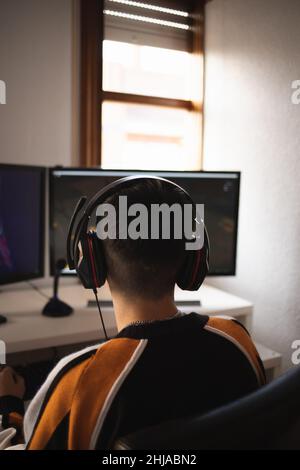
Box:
[87,299,113,308]
[85,284,202,309]
[176,300,201,308]
[0,314,7,325]
[86,299,201,308]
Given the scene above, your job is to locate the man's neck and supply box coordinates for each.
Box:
[111,290,178,332]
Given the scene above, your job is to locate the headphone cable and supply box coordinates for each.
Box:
[93,288,109,341]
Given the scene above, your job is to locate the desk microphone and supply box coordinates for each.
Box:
[42,258,73,317]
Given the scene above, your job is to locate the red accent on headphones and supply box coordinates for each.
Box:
[87,235,99,288]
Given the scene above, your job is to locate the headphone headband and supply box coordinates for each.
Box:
[83,174,193,221]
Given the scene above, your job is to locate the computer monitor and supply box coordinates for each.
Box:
[0,164,45,286]
[49,169,240,276]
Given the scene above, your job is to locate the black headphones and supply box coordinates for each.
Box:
[67,175,210,294]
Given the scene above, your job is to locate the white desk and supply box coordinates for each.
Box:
[0,283,281,379]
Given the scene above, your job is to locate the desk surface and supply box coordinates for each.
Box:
[0,282,253,354]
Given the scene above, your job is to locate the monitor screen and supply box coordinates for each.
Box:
[50,169,240,276]
[0,164,45,285]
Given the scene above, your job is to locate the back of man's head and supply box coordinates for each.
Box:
[100,179,188,300]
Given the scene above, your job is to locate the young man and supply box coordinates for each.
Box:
[0,179,265,450]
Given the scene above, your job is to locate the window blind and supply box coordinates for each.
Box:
[104,0,193,51]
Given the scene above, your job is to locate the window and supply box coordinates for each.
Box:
[80,0,204,170]
[102,101,201,170]
[102,40,193,100]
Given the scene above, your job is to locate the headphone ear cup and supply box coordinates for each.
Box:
[74,236,94,289]
[73,232,107,289]
[176,227,210,291]
[176,251,195,290]
[88,231,107,288]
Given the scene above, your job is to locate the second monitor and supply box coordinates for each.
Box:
[50,169,240,277]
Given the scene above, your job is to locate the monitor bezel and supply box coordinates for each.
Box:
[49,167,240,277]
[0,163,45,286]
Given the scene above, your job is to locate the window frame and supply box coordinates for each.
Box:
[80,0,205,168]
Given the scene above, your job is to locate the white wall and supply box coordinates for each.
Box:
[204,0,300,369]
[0,0,78,166]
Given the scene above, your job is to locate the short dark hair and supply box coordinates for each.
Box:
[100,179,188,299]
